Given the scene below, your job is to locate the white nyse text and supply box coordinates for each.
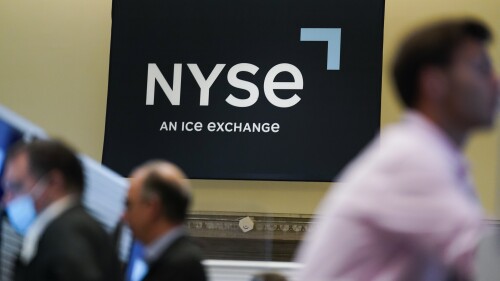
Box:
[146,63,303,108]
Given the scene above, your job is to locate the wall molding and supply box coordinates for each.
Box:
[188,212,312,240]
[187,212,313,261]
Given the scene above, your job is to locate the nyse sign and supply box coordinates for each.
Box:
[104,0,385,181]
[146,63,304,108]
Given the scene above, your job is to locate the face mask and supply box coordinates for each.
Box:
[5,177,47,236]
[5,194,37,235]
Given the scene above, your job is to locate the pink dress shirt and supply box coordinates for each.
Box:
[295,112,484,281]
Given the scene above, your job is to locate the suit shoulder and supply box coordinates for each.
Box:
[41,205,110,249]
[164,236,205,262]
[147,236,207,281]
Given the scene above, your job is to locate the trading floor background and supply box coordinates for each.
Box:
[1,0,500,218]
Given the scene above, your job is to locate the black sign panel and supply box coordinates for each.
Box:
[103,0,385,181]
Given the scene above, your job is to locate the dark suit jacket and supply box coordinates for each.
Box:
[142,235,207,281]
[14,204,120,281]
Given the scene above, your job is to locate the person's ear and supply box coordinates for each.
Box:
[45,170,66,193]
[419,66,448,103]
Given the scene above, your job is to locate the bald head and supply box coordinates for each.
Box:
[130,160,191,224]
[131,160,191,198]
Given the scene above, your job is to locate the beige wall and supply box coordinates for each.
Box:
[1,0,499,216]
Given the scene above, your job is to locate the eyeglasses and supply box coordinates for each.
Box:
[2,180,26,196]
[2,175,46,197]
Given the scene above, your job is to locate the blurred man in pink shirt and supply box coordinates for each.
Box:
[295,18,499,281]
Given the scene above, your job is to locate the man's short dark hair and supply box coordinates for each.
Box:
[7,139,85,193]
[142,172,190,223]
[392,18,492,108]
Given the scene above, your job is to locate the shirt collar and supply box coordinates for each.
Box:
[20,195,78,263]
[403,111,460,149]
[144,226,185,263]
[403,111,467,161]
[403,111,475,196]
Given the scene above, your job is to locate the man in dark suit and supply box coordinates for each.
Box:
[2,140,119,281]
[123,161,207,281]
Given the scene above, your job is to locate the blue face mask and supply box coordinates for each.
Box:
[5,177,47,236]
[5,194,37,235]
